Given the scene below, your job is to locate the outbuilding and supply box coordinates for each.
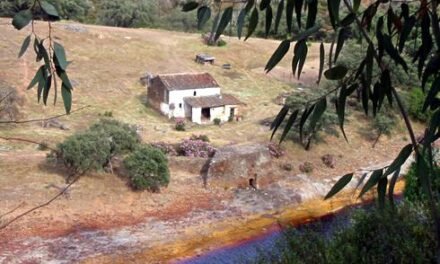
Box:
[146,72,243,124]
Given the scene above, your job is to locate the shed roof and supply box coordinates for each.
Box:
[156,72,219,91]
[196,54,215,61]
[184,94,244,108]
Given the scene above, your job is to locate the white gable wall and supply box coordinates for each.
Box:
[167,87,221,118]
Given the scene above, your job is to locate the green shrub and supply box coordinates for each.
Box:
[372,111,397,136]
[97,0,157,28]
[213,118,221,126]
[47,0,92,22]
[217,39,227,47]
[53,119,139,175]
[175,118,186,131]
[57,131,112,174]
[89,119,139,155]
[328,205,437,263]
[407,87,432,122]
[404,157,440,203]
[123,146,170,192]
[263,204,437,264]
[190,134,210,142]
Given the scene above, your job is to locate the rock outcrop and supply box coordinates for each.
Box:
[205,144,272,188]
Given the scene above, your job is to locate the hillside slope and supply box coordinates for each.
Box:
[0,18,418,263]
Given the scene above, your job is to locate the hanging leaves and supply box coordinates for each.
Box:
[308,97,327,134]
[325,173,353,200]
[260,0,271,10]
[182,1,199,12]
[377,177,388,209]
[237,9,247,39]
[286,0,294,33]
[279,110,299,143]
[245,7,259,41]
[41,1,59,19]
[197,6,211,30]
[274,0,284,34]
[306,0,318,29]
[265,5,273,37]
[423,77,440,112]
[215,7,233,41]
[383,144,413,177]
[292,40,308,79]
[359,169,383,198]
[270,105,289,140]
[12,9,32,30]
[295,0,304,29]
[324,65,348,80]
[18,35,31,58]
[334,27,347,63]
[327,0,340,30]
[265,40,291,73]
[317,42,325,84]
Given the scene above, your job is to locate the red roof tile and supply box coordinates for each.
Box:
[156,72,219,91]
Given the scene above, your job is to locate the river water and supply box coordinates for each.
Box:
[179,201,375,264]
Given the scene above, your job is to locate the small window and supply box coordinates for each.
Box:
[179,103,182,108]
[193,91,197,96]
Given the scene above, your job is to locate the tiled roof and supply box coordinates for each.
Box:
[184,94,244,108]
[156,72,219,91]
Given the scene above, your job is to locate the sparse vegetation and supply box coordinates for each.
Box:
[175,118,186,131]
[190,134,210,142]
[0,81,22,121]
[213,118,221,126]
[407,87,432,123]
[178,139,216,158]
[268,142,285,158]
[150,142,178,156]
[299,162,314,174]
[123,145,170,192]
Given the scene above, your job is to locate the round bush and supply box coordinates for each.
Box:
[328,205,437,263]
[404,159,440,203]
[89,119,139,155]
[123,146,170,192]
[407,87,432,122]
[57,131,112,174]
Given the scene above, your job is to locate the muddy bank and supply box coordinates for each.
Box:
[0,154,411,263]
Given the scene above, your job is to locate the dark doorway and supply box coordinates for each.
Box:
[202,108,211,120]
[229,108,235,120]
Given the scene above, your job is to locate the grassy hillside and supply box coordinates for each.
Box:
[0,18,299,146]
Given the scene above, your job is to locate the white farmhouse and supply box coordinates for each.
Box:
[145,72,244,124]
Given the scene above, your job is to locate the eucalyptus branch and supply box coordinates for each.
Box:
[0,105,90,124]
[0,175,79,230]
[0,136,56,151]
[342,0,419,155]
[431,0,440,50]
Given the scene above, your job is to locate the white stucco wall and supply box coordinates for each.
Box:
[160,103,170,115]
[168,88,221,119]
[192,107,202,124]
[210,106,225,122]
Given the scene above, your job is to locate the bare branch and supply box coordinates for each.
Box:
[0,105,91,124]
[0,136,56,151]
[0,202,25,219]
[0,176,80,230]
